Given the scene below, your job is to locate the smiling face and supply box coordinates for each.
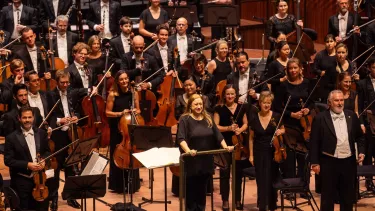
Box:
[216,43,228,58]
[158,29,169,45]
[329,91,344,113]
[287,62,301,80]
[277,1,288,14]
[19,110,34,131]
[339,75,352,91]
[259,96,272,112]
[224,87,236,105]
[184,79,197,96]
[190,97,203,115]
[117,72,130,89]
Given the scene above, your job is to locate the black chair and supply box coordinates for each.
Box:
[241,167,256,209]
[356,165,375,210]
[272,153,320,211]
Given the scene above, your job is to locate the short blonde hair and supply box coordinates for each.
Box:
[259,91,274,103]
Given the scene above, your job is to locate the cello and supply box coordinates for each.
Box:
[97,42,115,100]
[39,46,58,91]
[46,26,65,72]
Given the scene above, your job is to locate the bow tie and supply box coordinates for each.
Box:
[102,3,109,7]
[371,78,375,83]
[338,15,346,21]
[29,94,39,99]
[59,34,66,38]
[332,113,345,121]
[60,92,67,97]
[159,46,168,51]
[178,36,186,40]
[28,47,37,52]
[24,131,34,137]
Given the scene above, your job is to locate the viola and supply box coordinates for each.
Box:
[32,154,49,202]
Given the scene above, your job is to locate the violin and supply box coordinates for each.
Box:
[299,98,313,141]
[197,72,210,96]
[39,46,58,91]
[230,116,249,160]
[32,154,49,202]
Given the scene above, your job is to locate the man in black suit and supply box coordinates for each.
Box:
[110,16,133,70]
[39,0,73,31]
[2,84,43,137]
[46,69,81,210]
[25,71,49,119]
[311,90,365,211]
[366,21,375,46]
[0,58,25,107]
[4,106,50,211]
[358,58,375,191]
[0,0,38,41]
[86,0,122,39]
[122,35,164,93]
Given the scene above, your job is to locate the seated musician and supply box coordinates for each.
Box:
[46,69,81,210]
[0,59,25,107]
[4,106,50,211]
[110,16,133,69]
[121,35,164,93]
[25,70,49,119]
[2,84,43,137]
[213,84,249,210]
[105,70,141,194]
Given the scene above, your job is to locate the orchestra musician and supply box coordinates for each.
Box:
[46,69,81,210]
[110,16,133,70]
[311,90,365,211]
[365,21,375,46]
[265,32,289,74]
[87,35,107,80]
[249,91,284,211]
[0,0,38,42]
[214,85,249,211]
[39,0,73,31]
[266,41,290,93]
[0,59,25,107]
[86,0,122,39]
[177,93,234,211]
[358,58,375,192]
[2,84,44,137]
[105,70,141,193]
[139,0,169,46]
[25,70,49,119]
[4,106,50,211]
[336,72,360,116]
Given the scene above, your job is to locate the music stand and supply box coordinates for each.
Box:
[65,135,100,168]
[129,125,173,211]
[62,174,107,211]
[202,4,239,27]
[164,6,199,27]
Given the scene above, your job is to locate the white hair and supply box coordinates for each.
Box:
[327,90,343,104]
[56,15,69,23]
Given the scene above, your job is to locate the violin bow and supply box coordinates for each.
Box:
[51,116,89,132]
[270,96,291,146]
[291,33,304,58]
[0,35,22,49]
[0,64,10,76]
[143,39,159,53]
[89,63,114,98]
[38,138,81,164]
[300,76,322,109]
[136,64,169,86]
[239,72,282,97]
[359,98,375,117]
[352,45,374,63]
[38,99,61,128]
[347,18,375,35]
[352,49,375,76]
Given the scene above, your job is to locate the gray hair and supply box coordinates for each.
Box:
[56,15,69,23]
[327,90,343,104]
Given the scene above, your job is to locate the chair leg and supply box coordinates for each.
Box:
[280,190,284,211]
[241,176,245,208]
[309,190,320,211]
[306,191,315,211]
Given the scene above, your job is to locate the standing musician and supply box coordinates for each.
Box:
[214,85,249,211]
[266,41,290,93]
[105,70,141,193]
[311,90,365,211]
[4,106,50,211]
[177,93,234,211]
[337,72,360,117]
[49,15,79,67]
[39,0,73,31]
[366,21,375,46]
[0,0,38,42]
[121,35,164,93]
[358,58,375,192]
[265,32,287,69]
[46,69,81,210]
[87,35,107,80]
[13,27,50,78]
[25,70,49,119]
[3,84,44,137]
[110,16,133,70]
[266,0,303,50]
[86,0,122,39]
[0,59,25,107]
[249,91,284,211]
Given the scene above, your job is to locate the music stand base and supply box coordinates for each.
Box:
[139,197,171,207]
[111,202,146,211]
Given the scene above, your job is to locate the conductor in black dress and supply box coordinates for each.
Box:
[310,90,365,211]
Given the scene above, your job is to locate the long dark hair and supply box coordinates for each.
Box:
[220,84,237,105]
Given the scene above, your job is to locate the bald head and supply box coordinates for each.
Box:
[132,35,145,55]
[176,18,188,35]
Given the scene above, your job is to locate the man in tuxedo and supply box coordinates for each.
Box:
[311,90,365,211]
[122,35,164,93]
[46,69,81,210]
[4,106,50,211]
[86,0,122,39]
[0,58,25,107]
[358,58,375,192]
[39,0,73,31]
[25,71,49,119]
[110,16,133,70]
[0,0,38,41]
[2,84,43,137]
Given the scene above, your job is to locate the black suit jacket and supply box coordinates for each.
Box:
[4,127,50,180]
[366,22,375,46]
[167,34,195,56]
[122,52,164,92]
[3,107,43,137]
[0,5,38,35]
[358,76,375,125]
[109,35,131,71]
[39,0,73,30]
[86,0,122,37]
[0,77,16,107]
[145,44,174,71]
[328,12,359,37]
[310,109,365,165]
[37,91,49,118]
[48,31,79,65]
[65,63,96,104]
[46,88,76,129]
[13,45,49,78]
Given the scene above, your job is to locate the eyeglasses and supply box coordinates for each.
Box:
[59,81,70,85]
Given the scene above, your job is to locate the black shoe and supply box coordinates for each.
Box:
[67,199,81,209]
[50,198,58,211]
[222,206,230,211]
[235,202,243,210]
[365,181,375,192]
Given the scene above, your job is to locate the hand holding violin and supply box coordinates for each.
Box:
[352,74,360,81]
[353,25,360,34]
[275,129,284,136]
[28,161,44,171]
[91,86,98,96]
[291,111,303,120]
[301,108,310,116]
[248,89,257,99]
[139,82,151,90]
[297,20,304,28]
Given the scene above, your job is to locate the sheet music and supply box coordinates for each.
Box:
[133,147,180,169]
[81,151,109,176]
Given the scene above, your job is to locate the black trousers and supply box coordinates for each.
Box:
[320,155,356,211]
[364,128,375,168]
[186,173,210,211]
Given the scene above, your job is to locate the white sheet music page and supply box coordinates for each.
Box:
[132,147,180,169]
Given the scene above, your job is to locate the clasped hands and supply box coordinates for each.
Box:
[291,108,310,120]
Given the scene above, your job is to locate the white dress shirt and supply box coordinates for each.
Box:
[12,4,23,39]
[177,34,188,62]
[330,111,351,159]
[57,33,68,66]
[157,42,168,72]
[28,92,45,119]
[27,45,38,72]
[101,1,112,39]
[22,128,37,162]
[52,0,59,17]
[120,33,131,54]
[238,69,250,103]
[57,90,71,131]
[74,61,89,88]
[338,12,349,39]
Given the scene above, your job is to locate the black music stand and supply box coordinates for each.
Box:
[62,174,107,211]
[65,135,100,168]
[129,125,173,211]
[202,4,239,27]
[164,6,199,27]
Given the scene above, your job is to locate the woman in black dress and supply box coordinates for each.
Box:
[266,0,303,50]
[191,54,216,105]
[178,94,234,211]
[207,40,233,88]
[266,41,290,93]
[265,32,287,68]
[86,35,107,85]
[105,70,141,193]
[337,72,358,114]
[139,0,169,45]
[214,85,249,210]
[249,91,285,211]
